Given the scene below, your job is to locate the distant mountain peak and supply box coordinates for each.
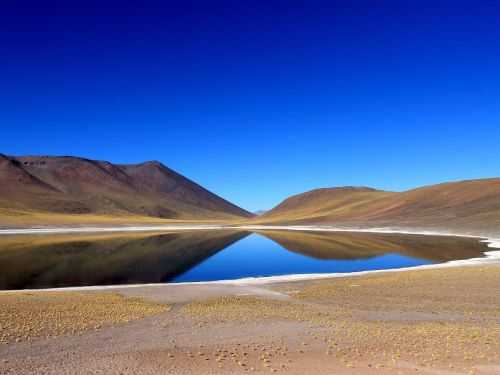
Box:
[138,160,163,167]
[254,210,268,216]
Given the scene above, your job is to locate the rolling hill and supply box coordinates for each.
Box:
[256,179,500,233]
[2,153,499,233]
[0,154,253,225]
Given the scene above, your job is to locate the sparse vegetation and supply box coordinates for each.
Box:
[0,292,169,345]
[183,266,500,371]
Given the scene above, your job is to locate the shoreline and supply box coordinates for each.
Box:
[2,263,499,375]
[2,226,500,375]
[0,224,231,235]
[1,224,499,293]
[0,222,496,239]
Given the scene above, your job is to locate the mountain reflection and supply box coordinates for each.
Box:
[0,229,488,290]
[0,230,249,289]
[259,230,488,262]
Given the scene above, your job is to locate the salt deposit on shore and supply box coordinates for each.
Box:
[0,224,498,292]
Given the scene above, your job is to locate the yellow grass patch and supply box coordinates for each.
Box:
[184,296,342,323]
[183,266,500,370]
[0,292,169,345]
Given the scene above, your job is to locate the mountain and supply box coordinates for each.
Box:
[257,187,393,223]
[256,179,500,233]
[0,154,253,223]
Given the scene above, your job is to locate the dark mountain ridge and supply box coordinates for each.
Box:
[0,154,253,220]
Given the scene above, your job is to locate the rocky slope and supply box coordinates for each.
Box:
[0,154,253,221]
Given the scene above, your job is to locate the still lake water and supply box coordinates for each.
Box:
[0,229,489,290]
[173,233,429,282]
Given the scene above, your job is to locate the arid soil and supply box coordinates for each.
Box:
[255,179,500,234]
[1,265,499,375]
[3,154,500,234]
[0,292,168,345]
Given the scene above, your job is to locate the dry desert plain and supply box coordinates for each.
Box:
[1,260,499,375]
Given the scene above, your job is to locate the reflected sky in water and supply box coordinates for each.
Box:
[0,230,488,290]
[174,233,429,282]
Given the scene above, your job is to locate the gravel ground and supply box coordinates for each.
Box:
[0,265,499,375]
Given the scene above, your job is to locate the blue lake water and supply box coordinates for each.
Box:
[173,233,431,282]
[0,229,488,290]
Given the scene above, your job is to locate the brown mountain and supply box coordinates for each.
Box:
[256,179,500,233]
[257,187,394,224]
[0,154,253,223]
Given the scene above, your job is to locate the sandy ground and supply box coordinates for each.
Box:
[1,265,499,375]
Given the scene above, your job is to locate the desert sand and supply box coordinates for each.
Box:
[1,263,499,375]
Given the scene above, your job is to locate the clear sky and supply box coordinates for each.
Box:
[1,1,500,212]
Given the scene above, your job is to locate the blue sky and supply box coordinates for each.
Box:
[1,1,500,211]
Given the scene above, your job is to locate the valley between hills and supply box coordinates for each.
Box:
[1,154,500,375]
[2,154,500,238]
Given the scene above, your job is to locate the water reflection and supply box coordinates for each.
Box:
[0,231,249,289]
[0,229,488,289]
[258,230,487,261]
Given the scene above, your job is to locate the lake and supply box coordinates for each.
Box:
[0,229,489,290]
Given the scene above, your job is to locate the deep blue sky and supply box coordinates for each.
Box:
[1,1,500,211]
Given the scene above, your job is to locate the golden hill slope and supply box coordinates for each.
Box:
[256,179,500,232]
[256,187,394,224]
